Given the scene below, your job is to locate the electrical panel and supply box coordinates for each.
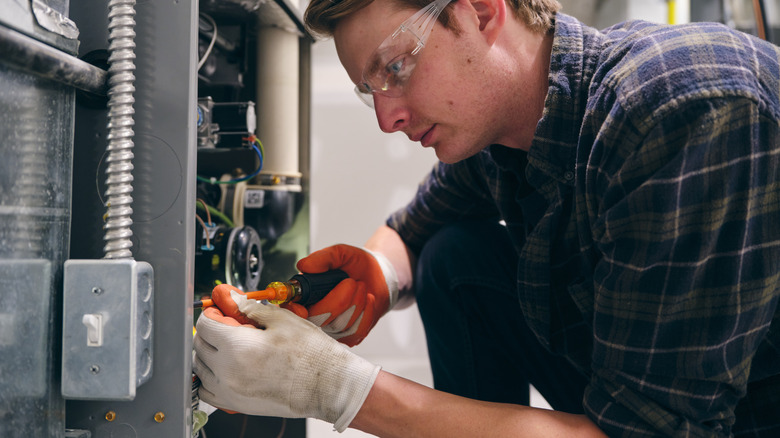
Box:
[193,0,310,301]
[0,0,311,436]
[193,5,313,436]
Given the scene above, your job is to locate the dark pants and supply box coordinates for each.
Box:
[415,220,588,413]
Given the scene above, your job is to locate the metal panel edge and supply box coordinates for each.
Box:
[66,0,198,435]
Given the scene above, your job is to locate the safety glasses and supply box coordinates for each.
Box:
[354,0,455,108]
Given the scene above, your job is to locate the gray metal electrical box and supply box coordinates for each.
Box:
[62,259,154,400]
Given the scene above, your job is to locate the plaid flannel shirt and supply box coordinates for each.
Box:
[388,13,780,437]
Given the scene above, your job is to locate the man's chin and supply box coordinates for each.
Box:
[433,144,479,164]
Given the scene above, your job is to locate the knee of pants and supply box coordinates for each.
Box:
[415,220,516,316]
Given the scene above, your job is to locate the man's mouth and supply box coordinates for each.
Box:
[416,125,435,147]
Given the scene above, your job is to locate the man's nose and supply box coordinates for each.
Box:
[373,94,410,133]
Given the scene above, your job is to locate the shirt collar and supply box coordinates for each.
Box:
[527,13,598,188]
[486,144,527,172]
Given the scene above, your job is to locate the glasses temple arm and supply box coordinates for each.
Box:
[404,0,453,54]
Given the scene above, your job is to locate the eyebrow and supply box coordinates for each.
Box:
[364,53,385,76]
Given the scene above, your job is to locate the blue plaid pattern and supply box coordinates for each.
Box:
[388,13,780,436]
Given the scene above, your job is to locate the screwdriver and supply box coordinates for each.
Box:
[193,270,349,308]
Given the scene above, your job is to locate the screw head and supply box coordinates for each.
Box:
[90,365,100,374]
[92,287,103,295]
[154,411,165,423]
[105,411,116,422]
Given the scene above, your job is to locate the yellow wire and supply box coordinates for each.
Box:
[667,0,676,25]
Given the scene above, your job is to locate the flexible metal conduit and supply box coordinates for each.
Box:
[104,0,137,259]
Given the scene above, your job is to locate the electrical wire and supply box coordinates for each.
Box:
[752,0,769,41]
[238,415,248,438]
[196,198,212,225]
[195,214,212,249]
[196,202,235,227]
[198,13,218,71]
[274,418,287,438]
[197,136,264,185]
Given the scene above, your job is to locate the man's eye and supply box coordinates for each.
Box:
[385,55,407,75]
[357,82,372,94]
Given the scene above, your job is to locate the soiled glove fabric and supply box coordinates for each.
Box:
[294,244,399,346]
[193,291,381,432]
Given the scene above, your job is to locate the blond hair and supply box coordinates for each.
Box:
[304,0,561,39]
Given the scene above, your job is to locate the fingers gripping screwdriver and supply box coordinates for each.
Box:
[193,270,349,308]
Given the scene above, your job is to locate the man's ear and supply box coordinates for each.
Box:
[469,0,506,45]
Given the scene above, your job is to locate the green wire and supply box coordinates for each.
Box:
[195,138,262,227]
[196,202,234,228]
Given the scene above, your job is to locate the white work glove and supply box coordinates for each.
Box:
[193,291,381,432]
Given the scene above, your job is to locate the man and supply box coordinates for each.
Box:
[193,0,780,435]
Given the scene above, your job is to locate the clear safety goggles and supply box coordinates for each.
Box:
[354,0,455,108]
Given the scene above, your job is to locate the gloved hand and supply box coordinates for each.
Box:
[193,290,381,432]
[294,244,399,346]
[208,283,310,320]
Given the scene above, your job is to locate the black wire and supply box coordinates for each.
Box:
[196,140,264,185]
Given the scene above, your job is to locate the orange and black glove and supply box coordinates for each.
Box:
[292,244,398,346]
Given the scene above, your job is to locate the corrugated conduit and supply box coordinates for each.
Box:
[103,0,137,259]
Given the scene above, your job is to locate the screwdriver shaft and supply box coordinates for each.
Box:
[193,288,278,308]
[193,270,347,309]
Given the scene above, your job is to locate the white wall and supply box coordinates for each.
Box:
[306,38,438,438]
[300,0,689,432]
[583,0,689,28]
[305,35,557,438]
